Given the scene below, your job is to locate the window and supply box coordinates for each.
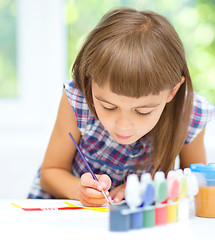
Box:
[0,0,17,98]
[0,0,66,198]
[0,0,66,130]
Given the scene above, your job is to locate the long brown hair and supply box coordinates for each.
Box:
[72,7,194,175]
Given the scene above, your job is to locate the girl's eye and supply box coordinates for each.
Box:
[135,110,151,116]
[102,106,117,111]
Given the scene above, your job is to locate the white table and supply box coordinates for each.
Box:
[0,199,214,240]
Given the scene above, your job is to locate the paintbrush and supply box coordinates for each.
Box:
[68,132,111,205]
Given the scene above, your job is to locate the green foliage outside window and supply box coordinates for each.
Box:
[66,0,215,103]
[0,0,17,98]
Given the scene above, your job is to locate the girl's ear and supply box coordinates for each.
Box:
[167,77,185,103]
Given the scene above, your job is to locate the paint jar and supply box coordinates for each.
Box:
[130,209,143,229]
[109,204,130,231]
[143,205,155,227]
[155,203,167,225]
[190,163,215,218]
[167,201,178,222]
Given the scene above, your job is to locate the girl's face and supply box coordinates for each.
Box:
[92,81,175,145]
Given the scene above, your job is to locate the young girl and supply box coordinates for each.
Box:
[28,7,215,206]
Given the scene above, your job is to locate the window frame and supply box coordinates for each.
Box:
[0,0,66,135]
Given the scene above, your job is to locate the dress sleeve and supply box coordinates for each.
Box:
[185,93,215,144]
[64,79,93,134]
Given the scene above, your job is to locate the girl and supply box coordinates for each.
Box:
[28,7,215,206]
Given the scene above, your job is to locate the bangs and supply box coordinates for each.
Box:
[87,30,182,97]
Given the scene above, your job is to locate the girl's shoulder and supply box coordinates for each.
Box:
[64,79,85,106]
[185,92,215,144]
[192,92,215,122]
[64,79,95,133]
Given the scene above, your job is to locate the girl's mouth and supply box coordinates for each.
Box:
[115,133,132,140]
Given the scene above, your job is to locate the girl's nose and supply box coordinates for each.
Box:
[115,115,132,130]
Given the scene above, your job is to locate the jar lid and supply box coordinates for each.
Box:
[190,163,215,173]
[190,163,215,186]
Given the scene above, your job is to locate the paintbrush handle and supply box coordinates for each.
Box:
[68,132,97,180]
[68,132,110,205]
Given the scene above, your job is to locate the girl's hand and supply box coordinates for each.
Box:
[109,182,126,203]
[78,172,112,207]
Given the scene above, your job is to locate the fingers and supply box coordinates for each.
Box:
[82,182,109,199]
[96,174,112,191]
[79,173,111,207]
[79,191,109,207]
[110,183,126,203]
[81,173,112,191]
[113,190,124,203]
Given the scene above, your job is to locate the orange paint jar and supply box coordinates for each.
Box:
[190,163,215,218]
[195,186,215,218]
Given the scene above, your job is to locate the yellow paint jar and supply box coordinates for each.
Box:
[195,186,215,218]
[167,201,178,222]
[190,163,215,218]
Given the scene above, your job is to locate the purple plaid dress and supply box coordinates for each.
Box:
[28,79,215,199]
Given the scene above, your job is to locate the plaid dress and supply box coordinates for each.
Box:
[28,79,215,199]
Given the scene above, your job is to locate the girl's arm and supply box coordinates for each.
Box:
[40,90,111,206]
[179,128,206,169]
[40,90,81,199]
